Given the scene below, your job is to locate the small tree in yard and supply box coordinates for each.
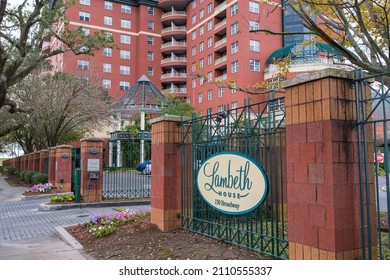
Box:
[0,0,113,114]
[3,71,111,153]
[158,93,195,117]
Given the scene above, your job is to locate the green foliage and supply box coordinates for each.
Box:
[31,173,48,184]
[158,93,194,117]
[4,166,17,175]
[50,194,75,203]
[23,171,35,184]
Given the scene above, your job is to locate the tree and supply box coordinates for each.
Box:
[256,0,390,76]
[2,71,111,153]
[158,93,195,117]
[0,0,113,113]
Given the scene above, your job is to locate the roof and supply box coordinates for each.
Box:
[112,75,164,114]
[266,42,342,63]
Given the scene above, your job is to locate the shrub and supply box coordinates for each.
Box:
[19,170,26,180]
[50,194,75,203]
[23,171,35,184]
[31,173,48,184]
[5,166,17,175]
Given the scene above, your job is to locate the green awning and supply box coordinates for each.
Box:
[315,42,342,55]
[266,44,296,63]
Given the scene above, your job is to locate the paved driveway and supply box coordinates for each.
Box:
[0,175,149,259]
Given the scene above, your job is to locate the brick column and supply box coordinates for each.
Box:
[150,115,187,232]
[33,152,40,172]
[39,150,48,174]
[27,153,34,171]
[48,147,56,185]
[54,145,73,193]
[284,69,377,259]
[80,138,104,203]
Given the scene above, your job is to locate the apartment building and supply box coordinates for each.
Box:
[49,0,283,114]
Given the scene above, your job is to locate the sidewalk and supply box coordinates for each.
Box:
[0,175,150,260]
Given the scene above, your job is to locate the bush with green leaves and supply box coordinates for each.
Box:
[23,171,35,184]
[31,173,48,184]
[50,194,75,203]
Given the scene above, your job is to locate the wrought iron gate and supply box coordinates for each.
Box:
[180,95,288,259]
[103,131,151,199]
[354,70,390,260]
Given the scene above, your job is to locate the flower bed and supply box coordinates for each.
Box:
[84,210,150,238]
[50,194,75,204]
[24,183,57,196]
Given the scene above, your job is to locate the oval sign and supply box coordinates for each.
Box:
[197,152,268,215]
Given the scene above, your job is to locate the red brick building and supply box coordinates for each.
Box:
[49,0,282,114]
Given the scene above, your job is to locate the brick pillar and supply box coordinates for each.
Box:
[39,150,48,174]
[22,155,28,171]
[48,147,56,185]
[80,138,104,203]
[284,69,377,259]
[150,115,185,232]
[27,153,33,171]
[54,145,72,193]
[33,152,40,172]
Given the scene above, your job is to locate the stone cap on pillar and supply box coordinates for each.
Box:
[150,114,191,124]
[55,145,73,149]
[282,68,355,89]
[81,137,104,142]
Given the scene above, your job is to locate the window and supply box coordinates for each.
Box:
[192,30,197,40]
[82,27,90,35]
[192,62,197,72]
[192,15,196,24]
[147,67,154,76]
[250,59,261,71]
[120,50,130,60]
[231,22,239,35]
[103,48,112,57]
[120,81,130,91]
[147,36,154,45]
[199,42,204,52]
[207,71,212,81]
[80,0,90,6]
[207,37,213,48]
[77,60,89,70]
[79,11,90,22]
[199,25,204,36]
[147,51,154,61]
[231,101,238,113]
[120,65,130,75]
[207,3,212,14]
[148,7,154,15]
[231,60,239,73]
[218,105,224,112]
[121,5,131,14]
[192,46,196,56]
[231,3,238,16]
[231,81,237,94]
[250,40,260,52]
[186,97,191,104]
[208,89,213,101]
[207,54,213,65]
[148,21,154,30]
[207,20,213,31]
[120,34,131,44]
[104,1,113,10]
[218,87,224,98]
[104,31,112,39]
[104,16,112,26]
[192,78,197,88]
[192,0,196,9]
[200,76,205,85]
[231,41,239,54]
[207,108,212,115]
[199,58,204,69]
[121,19,131,29]
[198,93,203,104]
[249,1,260,13]
[200,9,204,19]
[103,63,111,73]
[102,79,111,89]
[249,20,260,31]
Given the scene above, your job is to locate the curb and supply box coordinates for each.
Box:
[38,199,151,211]
[54,225,84,250]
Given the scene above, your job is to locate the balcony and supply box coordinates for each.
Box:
[214,18,226,31]
[161,55,187,68]
[158,0,187,11]
[161,10,187,19]
[215,74,227,81]
[214,1,227,15]
[162,25,186,33]
[161,71,187,83]
[161,40,187,54]
[163,86,187,95]
[161,24,187,39]
[214,37,226,49]
[214,55,227,65]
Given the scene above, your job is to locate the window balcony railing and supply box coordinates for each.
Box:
[214,37,227,48]
[161,72,187,79]
[161,41,187,49]
[214,55,227,65]
[161,10,187,19]
[162,25,187,33]
[161,56,187,64]
[214,1,227,14]
[215,74,227,81]
[214,18,226,30]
